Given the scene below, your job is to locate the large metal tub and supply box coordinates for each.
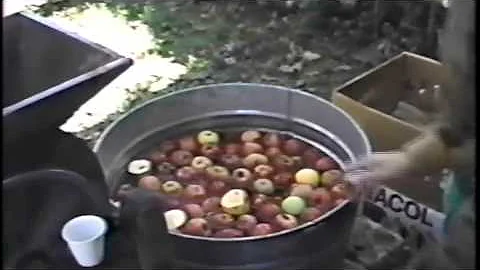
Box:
[2,12,133,142]
[94,83,371,269]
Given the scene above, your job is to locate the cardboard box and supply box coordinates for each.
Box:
[332,52,451,239]
[332,51,451,152]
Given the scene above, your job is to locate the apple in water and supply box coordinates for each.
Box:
[214,228,245,238]
[262,133,282,148]
[170,150,194,167]
[256,203,281,222]
[251,223,274,236]
[156,162,176,175]
[202,196,222,213]
[308,187,332,208]
[283,139,306,156]
[207,212,235,230]
[232,168,253,189]
[201,145,222,160]
[253,179,275,195]
[321,169,344,187]
[183,203,205,218]
[197,130,220,146]
[178,136,199,152]
[205,166,231,182]
[302,148,322,167]
[175,166,198,183]
[138,175,162,191]
[159,140,177,153]
[281,196,306,215]
[224,143,242,155]
[235,214,258,232]
[330,183,349,199]
[290,184,313,199]
[315,157,338,172]
[220,189,250,216]
[163,209,188,230]
[149,151,168,165]
[251,194,269,210]
[162,180,183,195]
[272,155,295,171]
[191,156,213,170]
[265,147,283,158]
[241,130,262,143]
[272,172,294,189]
[295,168,320,187]
[220,154,243,170]
[243,153,269,169]
[181,218,210,236]
[274,213,298,229]
[300,207,323,222]
[208,180,230,196]
[184,184,207,201]
[243,142,264,156]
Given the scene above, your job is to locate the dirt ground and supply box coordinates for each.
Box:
[34,0,446,146]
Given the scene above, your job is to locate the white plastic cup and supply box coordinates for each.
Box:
[61,215,108,267]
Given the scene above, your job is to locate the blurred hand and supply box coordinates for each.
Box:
[345,152,414,190]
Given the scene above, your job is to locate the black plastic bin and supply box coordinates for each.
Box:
[2,12,133,142]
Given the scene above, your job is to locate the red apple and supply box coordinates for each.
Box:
[256,203,281,222]
[274,213,298,230]
[243,153,269,169]
[214,228,244,238]
[265,147,283,158]
[178,136,199,152]
[291,156,304,170]
[202,196,222,213]
[175,166,198,183]
[159,140,177,153]
[231,168,253,189]
[330,183,349,200]
[262,133,282,148]
[300,207,323,222]
[251,194,269,210]
[149,151,168,165]
[207,213,235,230]
[272,155,295,171]
[315,157,338,172]
[302,148,322,167]
[283,139,307,156]
[138,175,162,191]
[164,198,181,210]
[205,166,231,182]
[184,184,207,201]
[224,143,242,155]
[254,164,275,178]
[183,203,205,218]
[170,150,194,167]
[250,223,273,236]
[243,142,264,156]
[272,172,294,188]
[290,184,314,198]
[308,188,332,208]
[219,154,243,170]
[208,180,230,196]
[155,160,175,174]
[334,198,346,207]
[191,156,213,170]
[321,169,344,187]
[235,214,258,232]
[241,130,262,143]
[201,145,222,160]
[181,218,210,236]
